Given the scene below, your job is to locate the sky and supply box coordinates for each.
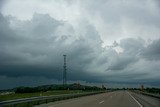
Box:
[0,0,160,89]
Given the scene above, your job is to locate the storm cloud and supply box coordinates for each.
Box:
[0,0,160,89]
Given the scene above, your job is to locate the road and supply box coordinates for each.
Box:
[131,91,160,107]
[35,91,160,107]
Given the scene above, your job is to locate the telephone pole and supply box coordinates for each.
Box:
[63,55,67,85]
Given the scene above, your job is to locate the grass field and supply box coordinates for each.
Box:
[0,90,83,101]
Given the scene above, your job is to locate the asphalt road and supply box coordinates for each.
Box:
[35,91,160,107]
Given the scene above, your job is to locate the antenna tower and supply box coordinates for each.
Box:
[63,55,67,85]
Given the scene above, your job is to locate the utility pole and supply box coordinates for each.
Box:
[63,55,67,85]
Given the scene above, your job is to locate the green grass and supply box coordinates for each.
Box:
[0,90,83,101]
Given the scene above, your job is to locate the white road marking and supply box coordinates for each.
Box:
[99,100,104,104]
[127,92,143,107]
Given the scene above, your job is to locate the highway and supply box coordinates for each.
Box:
[35,91,160,107]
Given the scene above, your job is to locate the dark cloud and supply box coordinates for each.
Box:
[0,8,160,89]
[0,13,104,85]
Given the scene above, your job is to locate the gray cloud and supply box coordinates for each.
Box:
[0,13,104,82]
[0,0,5,10]
[0,0,160,89]
[142,39,160,60]
[0,12,160,88]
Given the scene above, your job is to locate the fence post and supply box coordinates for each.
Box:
[27,102,30,107]
[13,104,17,107]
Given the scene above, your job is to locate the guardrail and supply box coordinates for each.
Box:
[0,91,105,107]
[132,90,160,99]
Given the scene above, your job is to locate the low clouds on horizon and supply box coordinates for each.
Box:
[0,0,160,89]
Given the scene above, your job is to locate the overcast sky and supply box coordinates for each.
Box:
[0,0,160,89]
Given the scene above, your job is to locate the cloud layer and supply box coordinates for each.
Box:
[0,0,160,89]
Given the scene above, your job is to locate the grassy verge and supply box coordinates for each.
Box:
[0,90,83,101]
[1,91,104,107]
